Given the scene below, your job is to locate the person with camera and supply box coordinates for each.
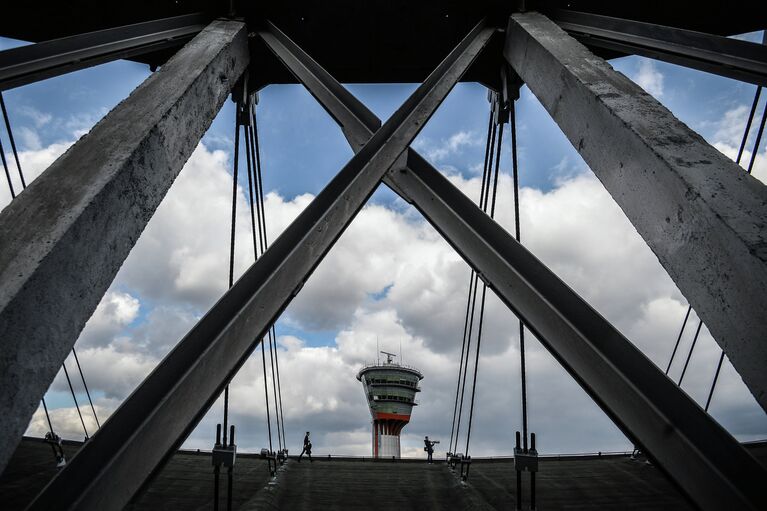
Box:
[424,436,439,464]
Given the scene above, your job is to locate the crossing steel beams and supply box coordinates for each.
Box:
[0,6,765,511]
[0,19,248,474]
[551,9,767,87]
[0,14,208,91]
[259,21,767,511]
[505,12,767,415]
[27,20,493,510]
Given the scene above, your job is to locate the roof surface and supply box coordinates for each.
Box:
[3,437,766,509]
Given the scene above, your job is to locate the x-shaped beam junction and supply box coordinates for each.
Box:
[27,19,494,511]
[259,19,767,511]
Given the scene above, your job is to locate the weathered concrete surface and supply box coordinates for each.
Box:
[505,12,767,412]
[0,19,248,474]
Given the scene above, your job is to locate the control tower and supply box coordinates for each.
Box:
[357,351,423,458]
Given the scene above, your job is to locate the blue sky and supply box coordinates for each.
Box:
[2,29,766,456]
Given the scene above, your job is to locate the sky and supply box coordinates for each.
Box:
[1,29,767,460]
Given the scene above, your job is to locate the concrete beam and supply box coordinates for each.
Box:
[0,19,248,473]
[505,12,767,412]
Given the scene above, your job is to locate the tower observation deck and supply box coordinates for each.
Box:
[357,352,423,458]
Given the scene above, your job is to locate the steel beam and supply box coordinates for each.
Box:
[550,9,767,88]
[259,21,767,511]
[505,12,767,415]
[0,13,208,91]
[27,20,493,510]
[0,19,248,475]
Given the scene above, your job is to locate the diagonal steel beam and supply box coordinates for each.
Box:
[0,19,248,476]
[0,14,209,91]
[550,9,767,87]
[259,21,767,511]
[28,20,493,511]
[505,12,767,417]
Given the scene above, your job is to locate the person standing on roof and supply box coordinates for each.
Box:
[424,436,438,464]
[298,431,313,462]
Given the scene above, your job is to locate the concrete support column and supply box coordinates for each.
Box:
[505,12,767,411]
[0,19,248,472]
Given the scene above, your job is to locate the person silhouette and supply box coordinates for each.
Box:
[298,431,313,462]
[424,436,437,464]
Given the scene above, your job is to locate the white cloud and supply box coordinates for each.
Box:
[414,130,481,162]
[709,103,767,184]
[16,105,52,128]
[76,291,139,349]
[13,123,764,458]
[633,58,664,98]
[26,403,108,440]
[17,126,42,151]
[0,139,73,209]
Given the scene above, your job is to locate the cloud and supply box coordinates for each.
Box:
[708,103,767,184]
[414,130,482,162]
[76,291,140,349]
[0,139,73,209]
[12,105,765,458]
[26,403,108,440]
[17,126,42,151]
[633,58,664,97]
[16,105,52,128]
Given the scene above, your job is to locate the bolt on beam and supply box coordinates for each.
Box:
[0,19,249,475]
[505,11,767,415]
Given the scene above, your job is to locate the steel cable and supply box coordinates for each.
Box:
[61,360,89,438]
[465,121,503,456]
[678,320,703,387]
[0,92,24,188]
[746,100,767,174]
[453,109,497,454]
[509,102,530,449]
[41,398,55,437]
[249,99,287,451]
[737,87,761,166]
[704,351,726,412]
[449,107,493,454]
[71,348,100,427]
[243,100,274,454]
[221,104,241,448]
[448,271,476,454]
[1,135,14,198]
[272,325,287,450]
[665,305,692,375]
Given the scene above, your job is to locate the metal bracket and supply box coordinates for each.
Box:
[513,448,538,472]
[459,455,472,481]
[212,445,237,468]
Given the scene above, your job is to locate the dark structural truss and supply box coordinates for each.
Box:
[0,3,765,510]
[0,14,207,91]
[258,20,767,511]
[25,18,494,511]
